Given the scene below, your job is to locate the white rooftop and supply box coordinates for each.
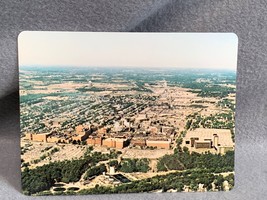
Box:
[184,128,234,147]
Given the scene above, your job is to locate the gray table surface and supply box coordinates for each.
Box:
[1,0,267,199]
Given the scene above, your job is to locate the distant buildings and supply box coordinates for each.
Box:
[130,138,146,147]
[25,124,91,144]
[86,136,103,146]
[102,138,129,149]
[24,126,235,155]
[25,120,234,155]
[25,132,51,142]
[146,139,171,150]
[72,125,90,141]
[182,128,234,154]
[25,123,173,150]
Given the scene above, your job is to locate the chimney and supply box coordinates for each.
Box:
[213,134,219,147]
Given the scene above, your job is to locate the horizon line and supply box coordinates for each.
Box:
[19,65,237,72]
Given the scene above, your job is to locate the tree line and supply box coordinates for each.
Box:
[22,148,118,195]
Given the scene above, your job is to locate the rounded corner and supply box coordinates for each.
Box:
[230,32,239,43]
[18,31,29,42]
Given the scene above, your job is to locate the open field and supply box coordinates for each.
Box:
[21,141,87,169]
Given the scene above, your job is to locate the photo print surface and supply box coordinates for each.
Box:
[19,32,238,196]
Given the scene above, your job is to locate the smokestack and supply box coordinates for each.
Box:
[213,134,218,147]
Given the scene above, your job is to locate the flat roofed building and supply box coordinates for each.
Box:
[72,125,90,141]
[25,132,52,142]
[195,141,212,149]
[86,136,103,146]
[102,138,129,149]
[182,128,234,154]
[146,139,171,149]
[46,136,61,143]
[130,138,146,147]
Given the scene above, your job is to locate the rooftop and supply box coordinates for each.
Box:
[184,128,234,147]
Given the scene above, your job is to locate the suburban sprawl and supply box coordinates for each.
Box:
[20,67,236,195]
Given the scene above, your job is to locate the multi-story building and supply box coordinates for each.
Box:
[182,128,234,154]
[86,136,103,146]
[130,138,146,147]
[102,137,129,149]
[25,132,52,142]
[146,139,171,149]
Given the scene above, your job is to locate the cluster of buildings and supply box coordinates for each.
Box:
[25,126,234,154]
[25,125,91,144]
[182,128,234,154]
[25,122,173,150]
[86,135,172,149]
[23,78,234,154]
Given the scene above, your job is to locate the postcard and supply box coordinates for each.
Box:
[18,32,238,195]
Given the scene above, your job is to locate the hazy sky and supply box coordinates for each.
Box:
[18,31,238,70]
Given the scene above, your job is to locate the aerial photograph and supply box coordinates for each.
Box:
[18,32,238,195]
